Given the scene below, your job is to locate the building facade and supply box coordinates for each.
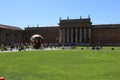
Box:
[91,24,120,45]
[59,18,92,44]
[59,18,120,45]
[0,24,24,45]
[1,17,120,46]
[24,26,59,44]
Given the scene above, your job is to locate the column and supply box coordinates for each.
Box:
[84,28,86,42]
[67,28,69,43]
[75,28,78,43]
[63,28,65,43]
[88,28,91,42]
[79,28,82,43]
[59,29,62,42]
[71,28,73,43]
[69,28,71,43]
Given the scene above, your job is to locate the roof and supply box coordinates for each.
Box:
[0,24,23,30]
[60,18,91,23]
[25,26,59,30]
[92,24,120,29]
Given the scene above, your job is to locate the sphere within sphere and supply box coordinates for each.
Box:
[30,34,43,49]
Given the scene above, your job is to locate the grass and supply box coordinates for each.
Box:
[0,48,120,80]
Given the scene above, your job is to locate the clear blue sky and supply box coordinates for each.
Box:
[0,0,120,28]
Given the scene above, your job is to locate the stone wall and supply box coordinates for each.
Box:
[91,24,120,45]
[0,27,24,45]
[25,26,59,44]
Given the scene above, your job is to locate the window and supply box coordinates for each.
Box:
[6,33,9,36]
[14,33,18,37]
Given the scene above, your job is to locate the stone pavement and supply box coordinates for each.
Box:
[0,47,63,53]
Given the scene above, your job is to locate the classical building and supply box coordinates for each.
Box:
[59,18,92,44]
[1,17,120,46]
[91,24,120,45]
[59,17,120,45]
[0,24,24,45]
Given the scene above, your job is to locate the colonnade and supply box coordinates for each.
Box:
[59,27,91,43]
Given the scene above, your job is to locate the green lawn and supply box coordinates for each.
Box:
[0,48,120,80]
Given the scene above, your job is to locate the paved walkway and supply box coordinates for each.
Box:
[0,47,63,53]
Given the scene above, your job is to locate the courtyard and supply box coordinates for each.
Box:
[0,47,120,80]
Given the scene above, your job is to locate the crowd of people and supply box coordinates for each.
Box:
[0,42,77,51]
[0,42,116,52]
[0,42,30,51]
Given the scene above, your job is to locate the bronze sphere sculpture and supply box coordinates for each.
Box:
[30,34,43,49]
